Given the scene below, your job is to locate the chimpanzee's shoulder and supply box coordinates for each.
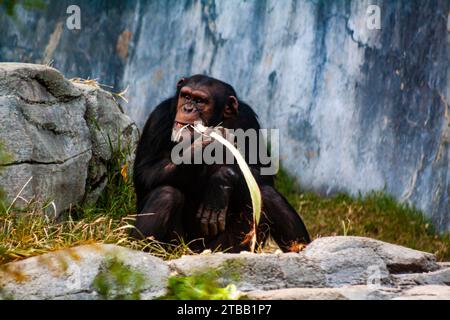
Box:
[237,100,260,130]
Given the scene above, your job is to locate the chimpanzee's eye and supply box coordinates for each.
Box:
[181,93,191,100]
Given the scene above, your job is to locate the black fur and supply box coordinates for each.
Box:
[132,75,310,252]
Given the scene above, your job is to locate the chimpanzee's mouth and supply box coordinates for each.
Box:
[173,121,192,129]
[172,121,196,142]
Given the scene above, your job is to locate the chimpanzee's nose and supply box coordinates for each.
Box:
[182,104,195,113]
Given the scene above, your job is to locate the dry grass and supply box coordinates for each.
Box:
[70,77,129,103]
[0,136,196,265]
[69,77,107,90]
[0,205,135,264]
[0,205,198,265]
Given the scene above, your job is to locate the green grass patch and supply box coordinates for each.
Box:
[275,169,450,261]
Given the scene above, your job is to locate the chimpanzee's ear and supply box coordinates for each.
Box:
[176,78,186,90]
[224,96,239,118]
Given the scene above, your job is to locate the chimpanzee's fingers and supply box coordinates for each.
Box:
[218,208,227,232]
[209,211,219,237]
[200,209,211,236]
[196,204,204,220]
[201,137,214,147]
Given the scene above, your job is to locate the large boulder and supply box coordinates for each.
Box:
[170,236,440,290]
[0,244,169,300]
[244,285,450,300]
[392,285,450,300]
[0,63,138,215]
[243,286,401,300]
[169,252,327,291]
[392,267,450,287]
[0,237,447,300]
[302,236,439,286]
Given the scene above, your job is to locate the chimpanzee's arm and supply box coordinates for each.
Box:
[133,98,189,209]
[134,156,190,191]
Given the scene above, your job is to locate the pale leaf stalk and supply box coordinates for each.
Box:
[192,124,262,252]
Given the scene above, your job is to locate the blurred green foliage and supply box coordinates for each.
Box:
[93,256,145,300]
[161,271,239,300]
[0,0,46,16]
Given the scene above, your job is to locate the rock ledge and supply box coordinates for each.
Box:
[1,237,448,300]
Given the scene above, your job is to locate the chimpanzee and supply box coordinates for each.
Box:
[131,75,310,252]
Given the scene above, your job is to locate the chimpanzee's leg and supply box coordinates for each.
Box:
[258,185,310,251]
[130,186,184,242]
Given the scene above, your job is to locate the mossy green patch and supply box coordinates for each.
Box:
[93,256,145,300]
[161,270,239,300]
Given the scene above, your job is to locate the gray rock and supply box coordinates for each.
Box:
[0,244,169,300]
[370,239,439,273]
[393,285,450,300]
[246,280,450,301]
[393,267,450,287]
[0,63,81,101]
[0,63,138,214]
[303,237,390,286]
[169,252,327,291]
[0,238,447,300]
[75,82,139,205]
[0,154,91,216]
[244,287,349,300]
[304,236,439,287]
[244,285,400,300]
[170,237,440,291]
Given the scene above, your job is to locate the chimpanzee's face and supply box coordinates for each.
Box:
[174,85,216,128]
[172,76,238,142]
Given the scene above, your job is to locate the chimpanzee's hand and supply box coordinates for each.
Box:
[196,184,230,237]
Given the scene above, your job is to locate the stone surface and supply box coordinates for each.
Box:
[245,285,450,300]
[303,236,439,281]
[303,237,390,286]
[245,287,349,300]
[0,244,169,300]
[169,252,327,291]
[170,237,440,290]
[393,267,450,287]
[244,286,400,300]
[393,285,450,300]
[0,0,447,231]
[0,63,138,215]
[0,237,447,300]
